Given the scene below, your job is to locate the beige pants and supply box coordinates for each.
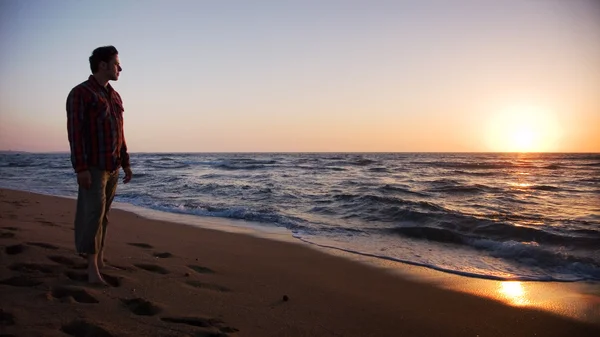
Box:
[74,167,119,254]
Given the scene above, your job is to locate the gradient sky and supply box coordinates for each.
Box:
[1,0,599,153]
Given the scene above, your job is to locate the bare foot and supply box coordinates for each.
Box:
[88,270,108,286]
[97,258,120,271]
[87,253,108,286]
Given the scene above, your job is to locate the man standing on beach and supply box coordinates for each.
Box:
[66,46,132,285]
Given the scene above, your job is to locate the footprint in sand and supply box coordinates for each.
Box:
[134,264,169,275]
[49,286,99,304]
[185,280,231,293]
[47,255,87,269]
[0,309,16,326]
[36,219,59,227]
[105,264,131,271]
[127,242,153,249]
[187,265,215,274]
[9,262,57,274]
[4,200,28,208]
[0,275,43,287]
[5,244,28,255]
[61,320,114,337]
[0,231,15,239]
[26,242,59,250]
[160,317,239,335]
[64,271,122,288]
[121,298,162,316]
[47,255,76,266]
[153,252,173,258]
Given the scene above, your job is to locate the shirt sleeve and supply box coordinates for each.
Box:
[115,92,130,169]
[66,87,89,173]
[121,135,130,169]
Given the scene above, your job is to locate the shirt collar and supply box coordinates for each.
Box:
[87,75,114,94]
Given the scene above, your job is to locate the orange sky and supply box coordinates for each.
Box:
[1,0,599,153]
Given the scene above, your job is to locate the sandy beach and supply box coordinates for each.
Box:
[1,188,599,337]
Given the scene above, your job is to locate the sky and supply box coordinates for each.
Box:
[0,0,599,153]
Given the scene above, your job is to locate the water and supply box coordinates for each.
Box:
[1,152,599,281]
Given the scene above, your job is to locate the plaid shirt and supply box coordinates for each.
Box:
[66,75,130,173]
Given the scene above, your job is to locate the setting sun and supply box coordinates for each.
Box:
[485,104,562,153]
[511,125,536,152]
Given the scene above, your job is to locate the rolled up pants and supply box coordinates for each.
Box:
[74,167,119,254]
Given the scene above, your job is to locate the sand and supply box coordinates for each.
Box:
[1,188,599,337]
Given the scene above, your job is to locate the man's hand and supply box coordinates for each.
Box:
[77,170,92,189]
[123,167,132,184]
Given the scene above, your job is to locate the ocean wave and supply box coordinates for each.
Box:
[452,170,498,177]
[296,165,347,171]
[389,226,464,244]
[347,158,377,166]
[543,164,562,170]
[294,235,599,281]
[469,239,600,280]
[331,194,449,224]
[378,184,426,196]
[3,161,45,168]
[426,184,499,194]
[116,196,308,231]
[581,162,600,167]
[426,161,516,170]
[145,162,190,169]
[387,214,600,250]
[530,185,561,191]
[380,225,600,280]
[469,222,599,248]
[578,177,600,183]
[216,163,269,170]
[231,158,278,165]
[427,178,463,186]
[369,167,389,173]
[566,154,600,161]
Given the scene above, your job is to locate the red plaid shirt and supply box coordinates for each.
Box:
[66,75,130,173]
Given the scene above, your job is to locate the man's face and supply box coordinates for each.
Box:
[101,55,122,81]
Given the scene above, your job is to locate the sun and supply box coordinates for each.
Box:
[485,104,561,152]
[510,125,536,152]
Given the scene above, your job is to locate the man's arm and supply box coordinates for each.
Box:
[121,136,132,184]
[121,136,130,169]
[66,88,88,173]
[117,92,132,183]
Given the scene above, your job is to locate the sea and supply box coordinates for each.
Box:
[1,152,598,282]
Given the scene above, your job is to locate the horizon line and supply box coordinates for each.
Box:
[1,150,599,155]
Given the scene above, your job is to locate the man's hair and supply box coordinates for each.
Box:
[89,46,119,73]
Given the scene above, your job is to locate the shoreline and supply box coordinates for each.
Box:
[5,186,598,281]
[1,188,599,336]
[4,188,600,322]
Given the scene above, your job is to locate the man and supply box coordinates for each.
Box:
[66,46,132,285]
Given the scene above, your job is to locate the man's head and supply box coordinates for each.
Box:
[89,46,122,81]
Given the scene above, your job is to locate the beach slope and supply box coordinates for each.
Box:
[1,188,598,336]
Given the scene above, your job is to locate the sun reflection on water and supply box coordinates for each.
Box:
[511,182,532,188]
[499,282,529,306]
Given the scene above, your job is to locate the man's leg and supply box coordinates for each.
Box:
[97,170,119,268]
[74,188,86,253]
[74,168,109,284]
